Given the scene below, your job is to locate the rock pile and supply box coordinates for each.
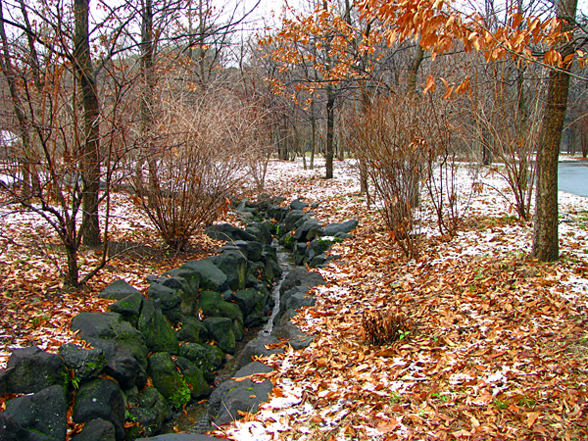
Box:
[0,194,358,440]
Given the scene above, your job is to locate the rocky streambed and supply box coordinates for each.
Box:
[0,195,358,441]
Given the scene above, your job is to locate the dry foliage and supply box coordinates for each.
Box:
[131,88,255,250]
[362,308,414,346]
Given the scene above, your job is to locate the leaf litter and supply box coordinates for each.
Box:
[1,158,588,440]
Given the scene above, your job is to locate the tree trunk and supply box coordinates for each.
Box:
[407,43,424,94]
[325,84,335,179]
[0,1,35,201]
[74,0,101,246]
[532,0,577,261]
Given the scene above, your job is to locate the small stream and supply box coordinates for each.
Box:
[162,245,296,434]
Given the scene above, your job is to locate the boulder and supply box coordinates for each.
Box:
[245,222,272,246]
[71,418,116,441]
[233,319,245,342]
[176,317,208,344]
[306,236,341,262]
[4,346,68,394]
[210,250,248,291]
[147,283,182,325]
[178,343,224,380]
[284,210,306,232]
[0,413,56,441]
[198,291,243,323]
[234,335,284,370]
[4,384,67,441]
[59,343,106,382]
[127,387,171,438]
[71,312,149,389]
[321,219,358,236]
[138,299,179,355]
[209,362,274,426]
[272,312,315,350]
[160,269,200,300]
[73,378,126,441]
[108,291,144,326]
[99,279,143,301]
[267,204,288,222]
[179,260,228,292]
[82,338,147,390]
[203,317,236,354]
[175,357,210,399]
[232,288,262,317]
[147,352,191,409]
[71,313,148,365]
[205,224,257,242]
[293,219,322,242]
[290,198,308,211]
[279,268,325,297]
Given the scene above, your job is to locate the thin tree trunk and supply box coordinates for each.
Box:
[74,0,101,247]
[325,84,335,179]
[407,43,424,94]
[532,0,577,261]
[0,1,34,200]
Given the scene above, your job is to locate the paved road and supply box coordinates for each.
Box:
[559,161,588,197]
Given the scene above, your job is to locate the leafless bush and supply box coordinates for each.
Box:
[421,96,475,237]
[469,72,545,220]
[362,308,414,346]
[351,94,428,257]
[131,89,253,250]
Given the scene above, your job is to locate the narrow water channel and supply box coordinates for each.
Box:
[162,244,296,435]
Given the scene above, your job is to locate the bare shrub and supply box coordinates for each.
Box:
[351,94,428,257]
[469,70,545,220]
[362,308,413,346]
[131,88,253,250]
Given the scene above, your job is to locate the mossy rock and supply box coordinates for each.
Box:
[175,357,210,399]
[203,317,236,354]
[147,353,191,409]
[176,317,208,344]
[108,291,144,326]
[198,291,243,323]
[138,299,179,355]
[126,387,171,438]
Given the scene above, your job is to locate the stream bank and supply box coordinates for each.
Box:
[0,195,358,441]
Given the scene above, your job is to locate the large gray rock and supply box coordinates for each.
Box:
[0,368,6,395]
[279,268,325,296]
[293,219,322,242]
[203,317,236,354]
[73,379,126,441]
[4,346,68,394]
[179,260,228,292]
[108,291,144,326]
[175,357,210,399]
[306,236,340,262]
[209,362,274,426]
[138,299,179,355]
[71,312,149,389]
[59,343,106,382]
[178,343,224,381]
[290,199,308,211]
[198,291,243,322]
[210,250,249,291]
[176,317,208,344]
[321,219,358,236]
[0,413,56,441]
[245,222,272,246]
[147,352,191,409]
[127,387,171,438]
[99,279,143,300]
[267,204,289,222]
[205,224,257,242]
[147,283,182,325]
[284,210,307,231]
[234,335,284,370]
[4,385,67,441]
[71,418,116,441]
[272,312,315,350]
